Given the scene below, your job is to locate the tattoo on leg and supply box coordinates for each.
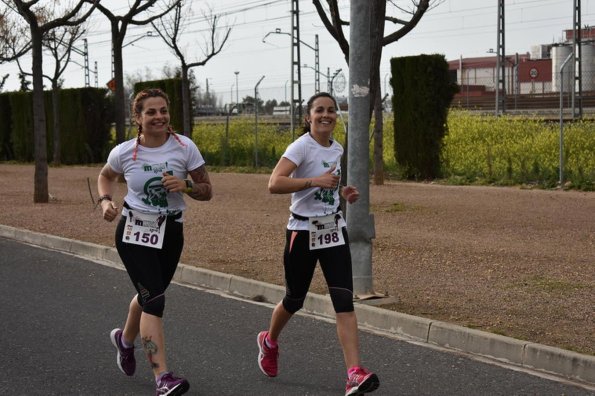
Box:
[142,336,160,369]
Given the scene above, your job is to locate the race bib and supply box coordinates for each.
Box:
[308,213,345,250]
[122,210,167,249]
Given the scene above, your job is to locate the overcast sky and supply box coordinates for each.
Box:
[1,0,592,103]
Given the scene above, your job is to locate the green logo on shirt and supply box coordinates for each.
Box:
[142,177,168,208]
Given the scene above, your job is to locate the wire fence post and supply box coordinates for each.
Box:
[559,53,573,186]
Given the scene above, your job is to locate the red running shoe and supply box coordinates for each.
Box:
[345,366,380,395]
[257,331,278,377]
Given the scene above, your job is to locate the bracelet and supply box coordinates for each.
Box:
[184,179,193,194]
[97,194,112,204]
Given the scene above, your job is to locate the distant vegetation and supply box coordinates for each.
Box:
[192,110,594,191]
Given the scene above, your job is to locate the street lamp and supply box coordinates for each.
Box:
[115,31,154,78]
[263,28,319,138]
[263,29,320,92]
[303,65,343,96]
[254,75,265,168]
[330,68,342,97]
[234,71,239,109]
[123,31,154,48]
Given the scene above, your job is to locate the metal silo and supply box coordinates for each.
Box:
[581,41,595,92]
[552,44,573,92]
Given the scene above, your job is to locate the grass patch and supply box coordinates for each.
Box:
[516,276,587,294]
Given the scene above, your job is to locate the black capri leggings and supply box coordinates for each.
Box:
[282,227,354,314]
[115,215,184,317]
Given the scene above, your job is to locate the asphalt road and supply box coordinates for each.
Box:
[0,237,592,396]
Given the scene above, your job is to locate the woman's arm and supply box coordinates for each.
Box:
[268,157,340,194]
[186,165,212,201]
[97,163,120,222]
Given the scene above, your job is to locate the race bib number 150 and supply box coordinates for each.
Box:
[123,210,167,249]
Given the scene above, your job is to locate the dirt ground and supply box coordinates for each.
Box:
[0,164,593,355]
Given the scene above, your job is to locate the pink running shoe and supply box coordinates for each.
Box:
[257,331,278,377]
[109,328,136,376]
[345,367,379,395]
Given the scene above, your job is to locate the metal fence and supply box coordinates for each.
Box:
[452,68,595,115]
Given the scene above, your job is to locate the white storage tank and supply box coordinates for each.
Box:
[580,41,595,92]
[552,44,573,92]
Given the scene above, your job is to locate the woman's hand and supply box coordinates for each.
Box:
[101,200,119,222]
[314,166,340,189]
[161,172,185,193]
[341,185,360,204]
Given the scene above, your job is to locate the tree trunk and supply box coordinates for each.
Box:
[370,0,386,186]
[112,24,126,144]
[31,29,48,203]
[373,79,384,185]
[181,65,191,137]
[52,84,61,165]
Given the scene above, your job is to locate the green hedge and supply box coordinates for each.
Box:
[0,93,13,160]
[9,91,35,162]
[3,87,112,164]
[391,54,458,179]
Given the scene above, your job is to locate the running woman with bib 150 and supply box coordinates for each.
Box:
[256,92,379,395]
[98,88,212,396]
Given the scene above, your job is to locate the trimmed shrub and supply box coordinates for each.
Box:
[391,54,458,179]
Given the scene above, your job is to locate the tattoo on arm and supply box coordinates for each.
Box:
[304,180,312,189]
[187,165,213,201]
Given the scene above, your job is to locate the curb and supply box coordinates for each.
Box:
[1,224,593,386]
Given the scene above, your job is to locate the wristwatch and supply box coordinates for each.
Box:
[185,179,193,193]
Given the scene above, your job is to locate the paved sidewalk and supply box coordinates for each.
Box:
[1,224,594,388]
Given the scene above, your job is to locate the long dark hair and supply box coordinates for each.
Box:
[302,92,338,133]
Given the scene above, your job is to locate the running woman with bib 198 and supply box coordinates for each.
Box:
[256,92,379,396]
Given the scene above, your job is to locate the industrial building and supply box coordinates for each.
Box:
[449,27,595,112]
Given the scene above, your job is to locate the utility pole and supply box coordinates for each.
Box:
[69,38,90,87]
[572,0,582,118]
[347,1,376,298]
[290,0,302,140]
[495,0,505,115]
[94,61,98,87]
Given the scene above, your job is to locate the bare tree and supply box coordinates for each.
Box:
[4,0,97,203]
[0,4,30,63]
[43,24,85,165]
[0,74,8,90]
[92,0,180,144]
[313,0,441,185]
[152,1,231,137]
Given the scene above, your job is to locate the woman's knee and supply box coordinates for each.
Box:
[329,287,354,313]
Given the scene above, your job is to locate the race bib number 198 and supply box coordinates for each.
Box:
[123,210,167,249]
[308,213,345,250]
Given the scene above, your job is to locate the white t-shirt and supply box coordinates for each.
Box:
[283,133,346,231]
[107,133,205,221]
